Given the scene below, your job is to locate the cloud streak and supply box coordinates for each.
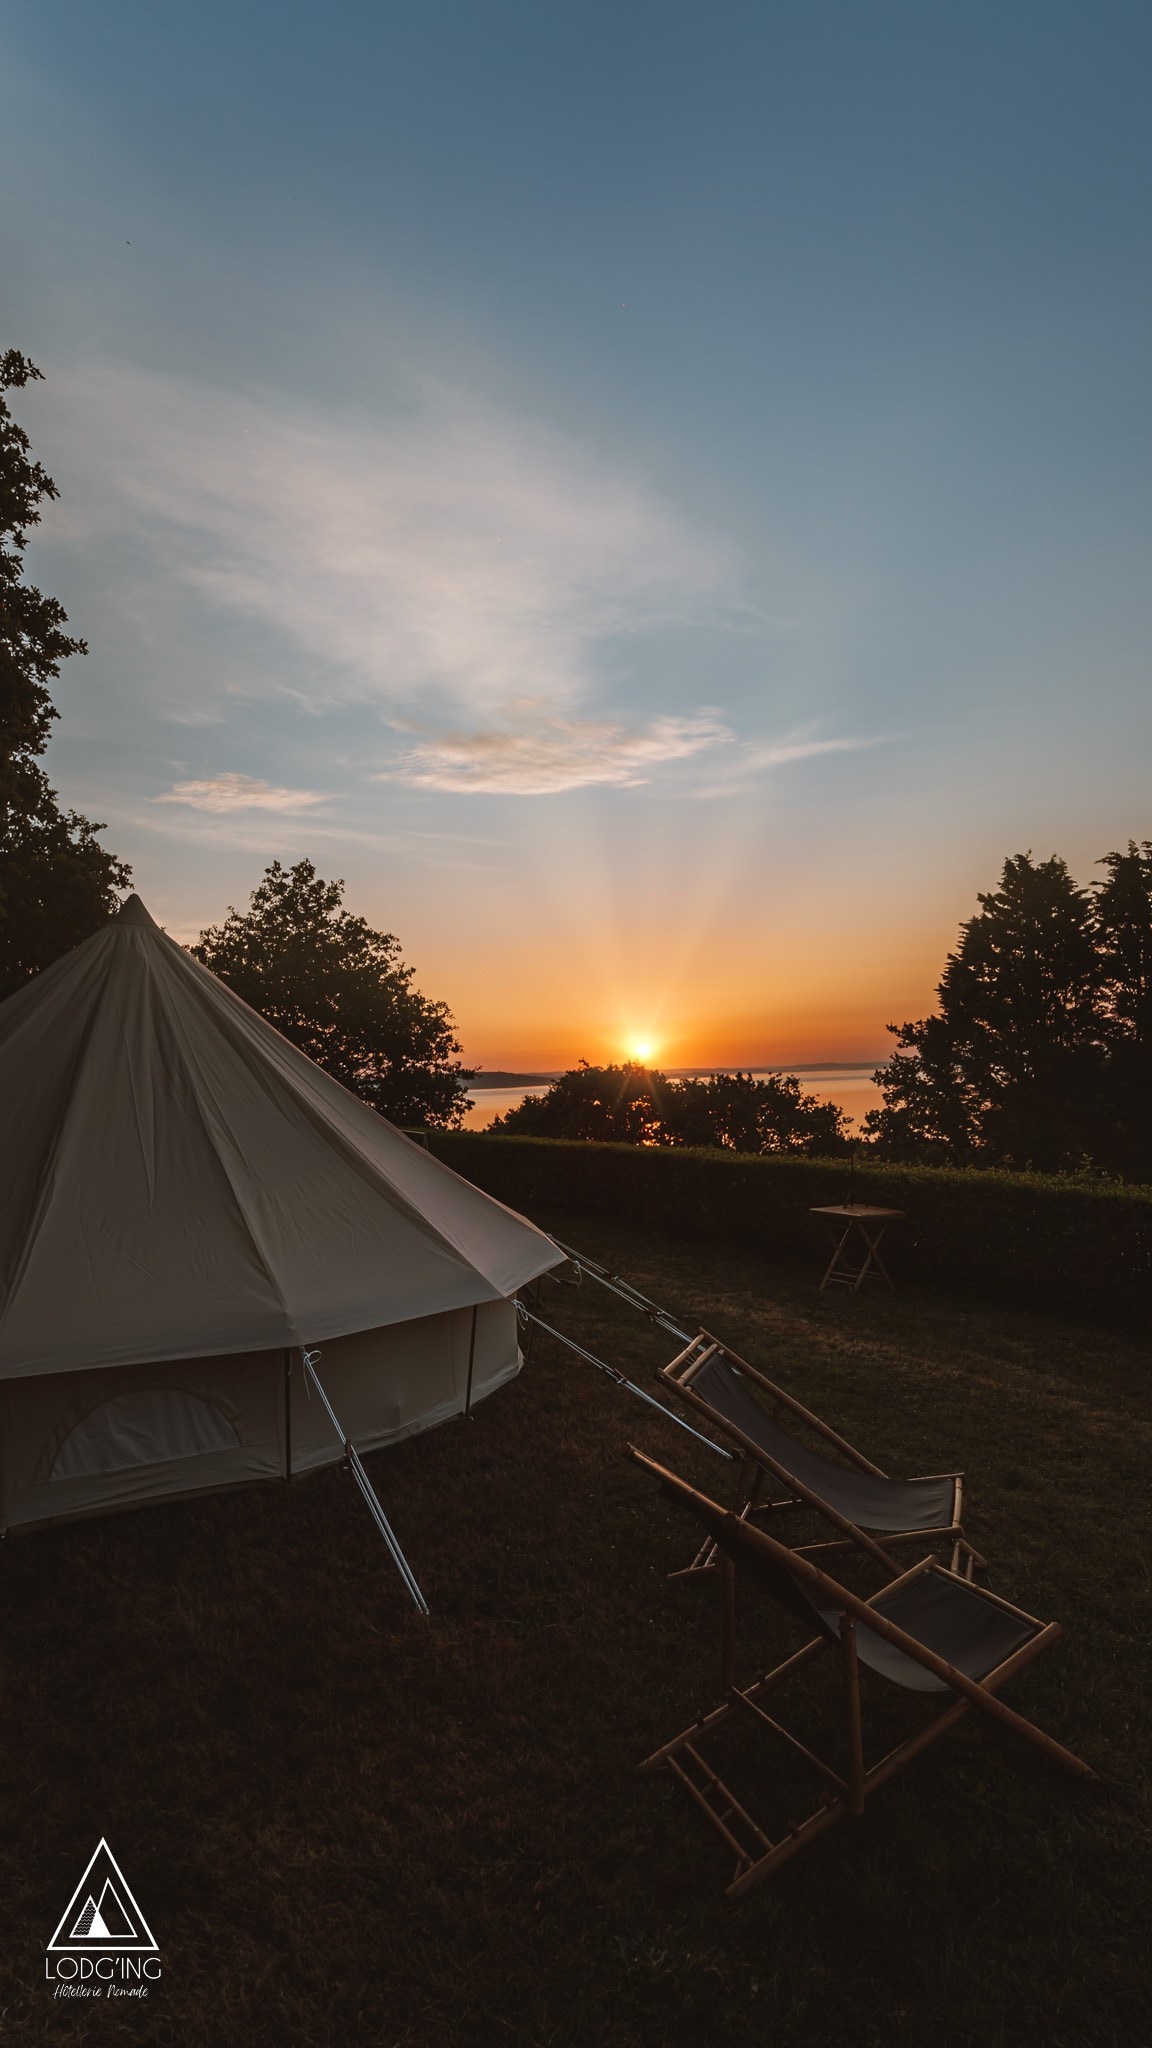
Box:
[380,709,734,794]
[156,772,330,812]
[692,729,883,797]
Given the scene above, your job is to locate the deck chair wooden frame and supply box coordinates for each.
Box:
[629,1448,1096,1897]
[659,1330,982,1580]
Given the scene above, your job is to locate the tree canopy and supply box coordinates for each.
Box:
[867,847,1152,1177]
[193,859,472,1128]
[489,1062,848,1154]
[0,351,129,997]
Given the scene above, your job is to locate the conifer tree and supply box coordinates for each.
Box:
[866,854,1107,1171]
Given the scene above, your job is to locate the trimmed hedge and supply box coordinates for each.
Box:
[428,1132,1152,1331]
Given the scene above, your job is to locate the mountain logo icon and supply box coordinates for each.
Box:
[47,1840,158,1953]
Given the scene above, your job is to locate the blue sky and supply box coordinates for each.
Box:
[3,1,1151,1065]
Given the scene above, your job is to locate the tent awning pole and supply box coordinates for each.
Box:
[514,1303,731,1460]
[302,1350,429,1616]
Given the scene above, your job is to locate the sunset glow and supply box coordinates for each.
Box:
[6,4,1149,1088]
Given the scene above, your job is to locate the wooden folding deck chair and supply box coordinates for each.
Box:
[659,1330,982,1580]
[629,1448,1096,1897]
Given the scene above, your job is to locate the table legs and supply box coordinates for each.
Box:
[819,1220,895,1292]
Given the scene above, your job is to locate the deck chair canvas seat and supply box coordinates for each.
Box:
[812,1567,1036,1692]
[660,1332,979,1579]
[629,1448,1096,1897]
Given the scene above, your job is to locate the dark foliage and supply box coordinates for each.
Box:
[491,1060,667,1142]
[866,849,1152,1178]
[660,1069,847,1153]
[1093,842,1152,1180]
[430,1130,1152,1331]
[489,1061,848,1154]
[192,858,472,1128]
[0,351,129,998]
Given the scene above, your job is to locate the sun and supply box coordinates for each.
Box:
[630,1039,656,1062]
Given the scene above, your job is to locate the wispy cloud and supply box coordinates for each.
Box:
[741,735,880,771]
[44,363,738,722]
[36,362,883,811]
[156,772,329,812]
[693,729,883,797]
[380,709,734,794]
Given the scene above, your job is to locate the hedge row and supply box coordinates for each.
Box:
[428,1132,1152,1331]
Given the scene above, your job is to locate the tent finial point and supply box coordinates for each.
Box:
[114,894,159,929]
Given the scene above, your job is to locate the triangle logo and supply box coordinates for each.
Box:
[47,1841,158,1953]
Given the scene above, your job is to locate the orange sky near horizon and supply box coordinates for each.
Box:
[425,922,946,1073]
[147,784,1152,1085]
[160,854,950,1076]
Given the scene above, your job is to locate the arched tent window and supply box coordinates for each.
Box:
[50,1388,241,1481]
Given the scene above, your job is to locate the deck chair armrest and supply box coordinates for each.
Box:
[862,1556,937,1599]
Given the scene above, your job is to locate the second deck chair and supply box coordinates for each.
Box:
[628,1446,1096,1896]
[659,1330,982,1580]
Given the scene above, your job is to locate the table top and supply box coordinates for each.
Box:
[810,1205,905,1220]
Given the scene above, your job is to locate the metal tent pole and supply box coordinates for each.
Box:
[464,1304,479,1416]
[301,1350,429,1616]
[514,1303,731,1460]
[547,1239,694,1343]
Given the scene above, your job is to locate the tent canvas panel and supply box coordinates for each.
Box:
[289,1299,518,1473]
[0,897,562,1382]
[0,1299,520,1533]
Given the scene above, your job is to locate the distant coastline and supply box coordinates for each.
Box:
[466,1060,884,1091]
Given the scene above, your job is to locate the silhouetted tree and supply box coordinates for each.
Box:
[866,853,1108,1171]
[0,351,129,996]
[489,1062,669,1142]
[193,859,472,1128]
[657,1070,847,1153]
[1093,841,1152,1178]
[1096,841,1152,1047]
[490,1062,848,1153]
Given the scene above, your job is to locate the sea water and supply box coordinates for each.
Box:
[459,1066,883,1134]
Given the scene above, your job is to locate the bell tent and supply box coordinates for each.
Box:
[0,894,562,1535]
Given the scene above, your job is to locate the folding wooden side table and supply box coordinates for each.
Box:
[810,1204,904,1292]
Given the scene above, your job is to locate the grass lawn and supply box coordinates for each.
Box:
[2,1215,1149,2046]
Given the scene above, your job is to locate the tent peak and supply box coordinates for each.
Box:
[114,894,160,930]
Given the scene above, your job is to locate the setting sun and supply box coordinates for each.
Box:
[630,1040,655,1062]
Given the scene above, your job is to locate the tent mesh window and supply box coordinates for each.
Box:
[50,1388,242,1480]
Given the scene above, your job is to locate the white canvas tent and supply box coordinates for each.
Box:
[0,894,562,1534]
